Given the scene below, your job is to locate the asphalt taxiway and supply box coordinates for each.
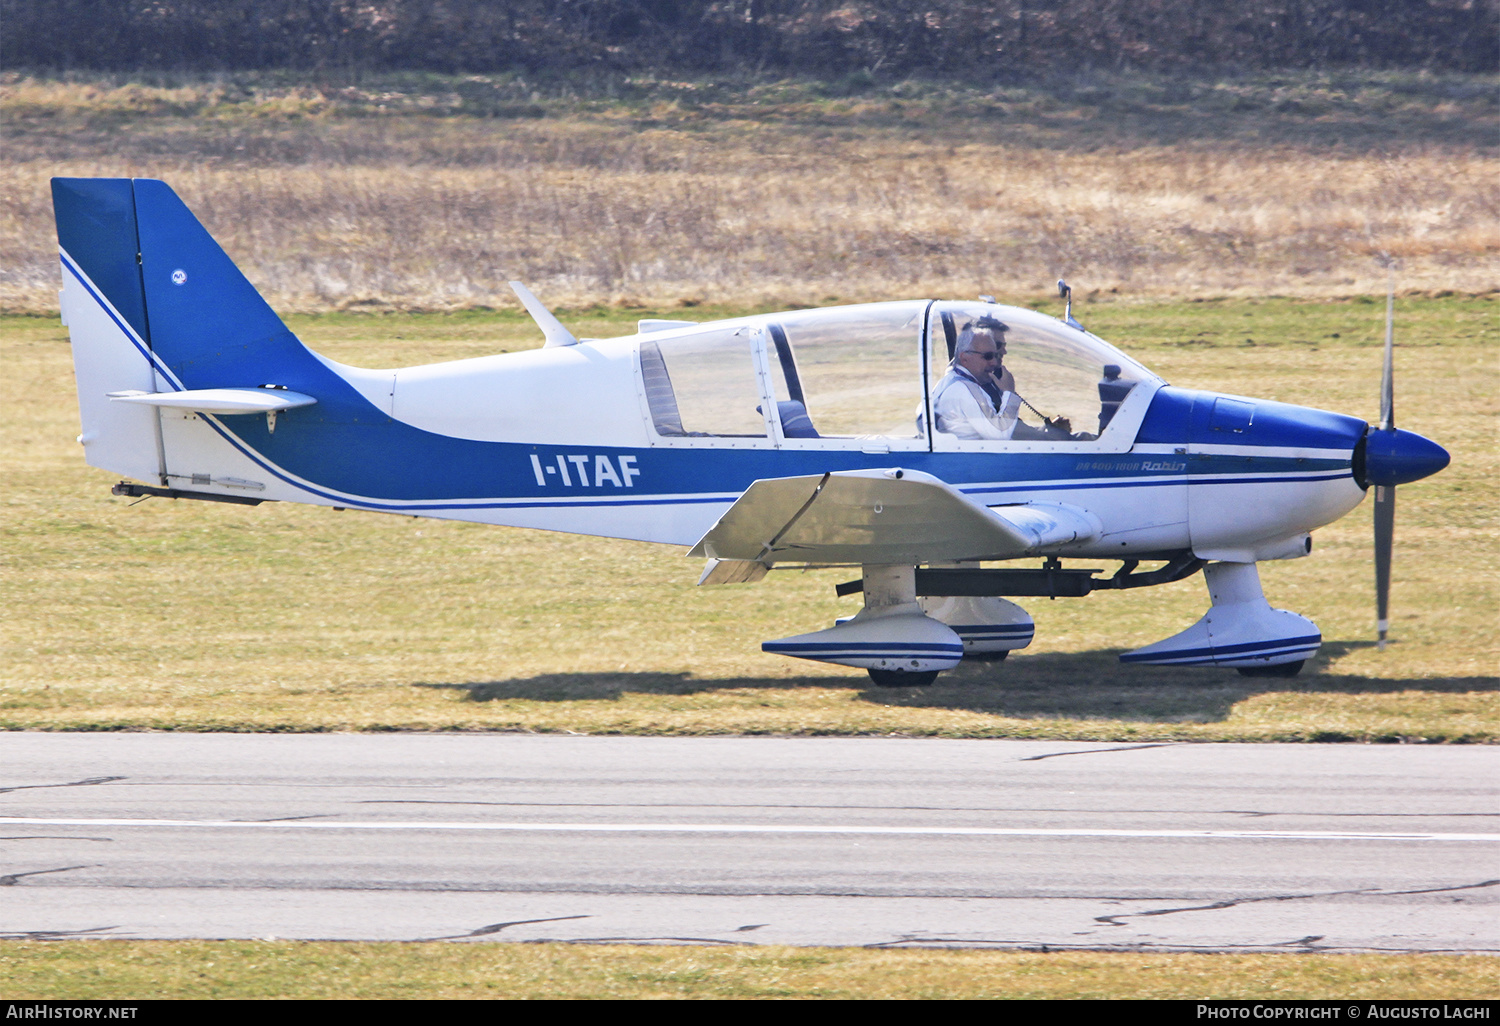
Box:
[2,733,1495,951]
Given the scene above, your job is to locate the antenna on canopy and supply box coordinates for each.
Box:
[509,281,578,348]
[1057,279,1084,331]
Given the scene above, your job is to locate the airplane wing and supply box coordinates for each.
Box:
[689,469,1100,569]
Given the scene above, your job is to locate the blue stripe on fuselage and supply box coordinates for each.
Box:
[199,423,1352,513]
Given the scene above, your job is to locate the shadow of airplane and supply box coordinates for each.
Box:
[415,642,1497,726]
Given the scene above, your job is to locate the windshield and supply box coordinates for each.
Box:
[928,303,1156,441]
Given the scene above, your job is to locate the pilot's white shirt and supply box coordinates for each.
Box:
[932,366,1020,440]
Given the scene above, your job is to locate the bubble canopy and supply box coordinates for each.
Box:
[635,300,1160,446]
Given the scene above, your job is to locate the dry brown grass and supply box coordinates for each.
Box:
[3,72,1496,312]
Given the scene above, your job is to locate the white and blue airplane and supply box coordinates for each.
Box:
[52,177,1450,686]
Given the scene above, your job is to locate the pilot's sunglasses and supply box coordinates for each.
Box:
[974,351,999,360]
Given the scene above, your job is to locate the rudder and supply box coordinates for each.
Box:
[53,177,163,482]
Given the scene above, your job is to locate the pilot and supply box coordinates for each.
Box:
[972,314,1016,406]
[932,320,1090,441]
[932,323,1022,439]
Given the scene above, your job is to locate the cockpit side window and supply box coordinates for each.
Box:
[641,329,767,437]
[770,304,926,440]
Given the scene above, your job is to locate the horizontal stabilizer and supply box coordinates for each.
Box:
[689,469,1036,567]
[107,388,317,414]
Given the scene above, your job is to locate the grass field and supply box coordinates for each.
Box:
[3,295,1494,740]
[2,942,1497,999]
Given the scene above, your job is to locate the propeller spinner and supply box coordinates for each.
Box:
[1356,281,1451,650]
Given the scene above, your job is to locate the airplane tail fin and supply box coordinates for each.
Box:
[53,177,306,482]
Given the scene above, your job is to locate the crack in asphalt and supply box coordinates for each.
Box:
[0,926,120,941]
[871,936,1098,951]
[1093,879,1500,926]
[866,937,1497,954]
[0,776,126,795]
[1386,879,1500,897]
[0,865,98,886]
[247,815,339,823]
[420,914,593,941]
[549,936,751,947]
[1018,744,1175,762]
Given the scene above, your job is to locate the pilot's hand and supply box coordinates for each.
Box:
[1044,416,1072,436]
[992,367,1016,393]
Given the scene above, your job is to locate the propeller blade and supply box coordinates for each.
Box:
[1379,267,1395,431]
[1373,483,1395,650]
[1374,263,1396,649]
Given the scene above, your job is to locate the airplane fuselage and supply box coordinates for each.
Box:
[60,266,1369,564]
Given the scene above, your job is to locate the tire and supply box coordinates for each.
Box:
[867,668,940,688]
[1236,660,1304,678]
[965,650,1010,663]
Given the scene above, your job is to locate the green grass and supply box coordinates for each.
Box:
[2,295,1494,740]
[2,942,1496,999]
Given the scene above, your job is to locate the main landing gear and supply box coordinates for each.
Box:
[1121,561,1320,675]
[761,564,1036,688]
[763,559,1320,684]
[867,668,940,688]
[1235,660,1306,678]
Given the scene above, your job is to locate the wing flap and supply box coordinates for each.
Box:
[689,469,1034,566]
[698,558,771,586]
